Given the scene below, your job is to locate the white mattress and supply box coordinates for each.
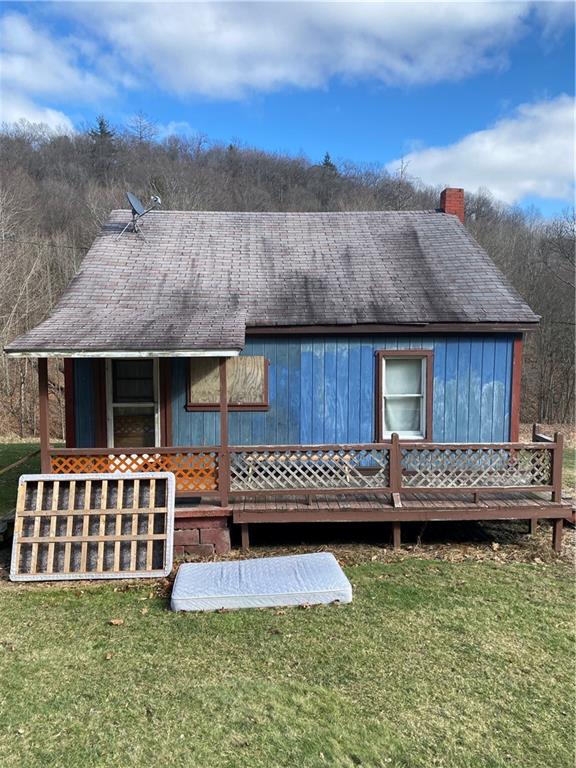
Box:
[170,552,352,612]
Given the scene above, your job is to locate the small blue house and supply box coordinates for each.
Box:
[6,188,569,553]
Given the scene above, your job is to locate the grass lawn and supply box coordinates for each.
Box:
[0,443,41,519]
[562,447,575,494]
[0,560,573,768]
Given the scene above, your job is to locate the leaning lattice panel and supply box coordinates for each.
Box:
[10,473,175,582]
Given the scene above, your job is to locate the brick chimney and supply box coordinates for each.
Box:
[439,187,464,224]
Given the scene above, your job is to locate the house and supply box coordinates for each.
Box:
[4,188,570,554]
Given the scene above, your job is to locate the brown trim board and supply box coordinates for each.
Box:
[247,322,539,336]
[510,336,523,442]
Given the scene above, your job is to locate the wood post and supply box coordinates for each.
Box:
[38,358,50,473]
[551,432,564,502]
[390,435,402,549]
[241,523,250,550]
[552,518,563,552]
[219,358,230,509]
[529,518,538,535]
[390,432,402,495]
[392,521,401,550]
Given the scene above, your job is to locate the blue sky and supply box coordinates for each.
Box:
[1,1,574,215]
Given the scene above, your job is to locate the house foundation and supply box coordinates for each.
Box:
[173,506,231,557]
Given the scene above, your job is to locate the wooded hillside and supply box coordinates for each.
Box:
[0,117,573,437]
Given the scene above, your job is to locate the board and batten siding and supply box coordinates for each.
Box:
[73,358,97,447]
[170,334,515,446]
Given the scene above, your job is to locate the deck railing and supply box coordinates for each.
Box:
[48,429,564,506]
[49,446,220,496]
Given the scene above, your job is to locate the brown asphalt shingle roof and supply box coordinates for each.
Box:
[5,209,539,354]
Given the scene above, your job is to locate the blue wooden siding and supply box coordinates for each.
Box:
[170,334,515,446]
[73,358,96,447]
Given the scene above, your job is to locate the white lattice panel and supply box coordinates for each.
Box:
[400,447,552,489]
[230,448,390,492]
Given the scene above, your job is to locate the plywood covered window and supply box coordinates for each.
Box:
[186,356,269,411]
[377,350,433,441]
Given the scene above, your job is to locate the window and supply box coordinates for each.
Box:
[186,356,269,410]
[106,359,160,448]
[378,351,433,440]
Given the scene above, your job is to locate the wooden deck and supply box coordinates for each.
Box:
[228,491,573,551]
[47,429,571,552]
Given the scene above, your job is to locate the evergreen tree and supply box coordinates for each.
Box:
[321,152,337,173]
[88,115,117,182]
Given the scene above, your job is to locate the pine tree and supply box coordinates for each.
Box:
[88,116,116,183]
[321,152,337,173]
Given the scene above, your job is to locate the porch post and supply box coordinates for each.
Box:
[551,432,564,503]
[38,358,50,473]
[219,357,230,508]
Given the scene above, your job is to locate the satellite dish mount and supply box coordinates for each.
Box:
[116,192,161,239]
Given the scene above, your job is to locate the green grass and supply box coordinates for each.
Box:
[563,447,575,493]
[0,443,41,518]
[0,560,573,768]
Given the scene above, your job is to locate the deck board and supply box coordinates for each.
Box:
[229,491,572,524]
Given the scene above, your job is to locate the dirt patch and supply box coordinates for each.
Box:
[0,519,573,593]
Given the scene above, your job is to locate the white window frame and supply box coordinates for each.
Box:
[106,359,160,448]
[382,355,427,440]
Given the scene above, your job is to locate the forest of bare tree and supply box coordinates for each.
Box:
[0,116,574,438]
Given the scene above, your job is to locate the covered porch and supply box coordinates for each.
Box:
[36,344,570,553]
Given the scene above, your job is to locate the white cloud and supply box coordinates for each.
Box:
[386,95,575,204]
[0,12,114,128]
[0,91,74,132]
[0,13,111,101]
[156,120,197,139]
[72,2,533,98]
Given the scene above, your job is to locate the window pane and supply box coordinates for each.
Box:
[113,360,154,402]
[385,396,421,433]
[188,356,267,406]
[385,358,422,395]
[113,406,155,447]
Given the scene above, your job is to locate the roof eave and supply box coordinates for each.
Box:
[245,321,541,335]
[3,348,241,358]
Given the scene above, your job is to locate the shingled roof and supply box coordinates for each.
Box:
[5,209,539,355]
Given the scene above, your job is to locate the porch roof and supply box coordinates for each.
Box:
[5,209,539,356]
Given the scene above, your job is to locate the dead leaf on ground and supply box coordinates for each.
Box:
[105,652,113,660]
[141,607,149,615]
[109,618,124,626]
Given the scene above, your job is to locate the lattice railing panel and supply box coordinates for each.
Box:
[50,451,218,493]
[400,446,553,489]
[230,447,390,492]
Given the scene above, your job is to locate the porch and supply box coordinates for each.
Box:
[45,430,572,552]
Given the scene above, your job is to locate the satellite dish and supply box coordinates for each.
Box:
[127,191,146,217]
[116,191,162,240]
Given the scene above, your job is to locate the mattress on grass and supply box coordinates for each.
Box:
[170,552,352,612]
